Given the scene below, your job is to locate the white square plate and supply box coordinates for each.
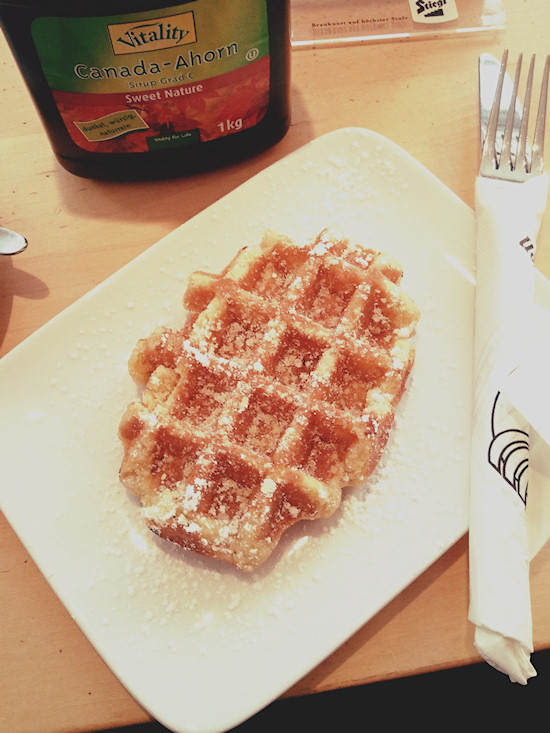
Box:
[1,129,476,733]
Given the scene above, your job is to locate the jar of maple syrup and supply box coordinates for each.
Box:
[0,0,291,179]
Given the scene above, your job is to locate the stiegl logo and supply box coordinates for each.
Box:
[408,0,458,23]
[108,12,197,55]
[416,0,447,17]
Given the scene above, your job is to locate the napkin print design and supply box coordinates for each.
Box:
[488,390,529,505]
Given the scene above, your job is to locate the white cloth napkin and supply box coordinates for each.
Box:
[469,172,550,684]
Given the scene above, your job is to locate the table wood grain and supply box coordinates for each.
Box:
[2,2,550,731]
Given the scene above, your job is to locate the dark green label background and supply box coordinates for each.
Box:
[31,1,269,93]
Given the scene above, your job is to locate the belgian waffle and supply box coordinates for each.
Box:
[118,230,420,572]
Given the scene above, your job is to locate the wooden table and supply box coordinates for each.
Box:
[2,2,550,731]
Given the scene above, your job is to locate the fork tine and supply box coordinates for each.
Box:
[501,53,523,170]
[515,55,535,171]
[483,49,508,168]
[530,54,550,175]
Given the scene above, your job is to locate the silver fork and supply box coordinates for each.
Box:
[480,50,550,182]
[471,51,550,685]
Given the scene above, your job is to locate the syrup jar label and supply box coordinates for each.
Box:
[31,1,270,154]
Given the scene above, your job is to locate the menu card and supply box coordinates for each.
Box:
[291,0,505,47]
